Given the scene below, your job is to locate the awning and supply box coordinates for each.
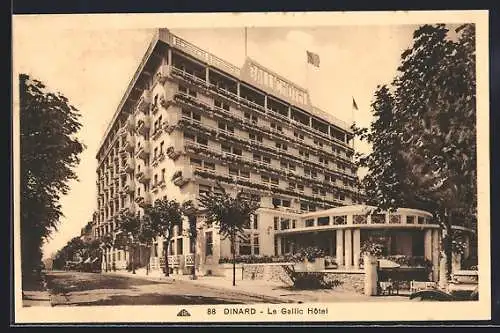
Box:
[83,258,91,264]
[91,257,99,263]
[378,258,401,269]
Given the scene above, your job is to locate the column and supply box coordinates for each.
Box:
[237,82,240,98]
[336,230,344,267]
[276,236,282,256]
[464,234,470,259]
[205,67,209,85]
[167,48,172,66]
[432,229,440,282]
[424,229,433,261]
[287,106,291,119]
[264,95,268,111]
[344,229,352,269]
[353,229,361,269]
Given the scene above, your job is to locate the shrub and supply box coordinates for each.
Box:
[282,265,342,289]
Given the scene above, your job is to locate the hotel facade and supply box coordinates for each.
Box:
[93,28,475,278]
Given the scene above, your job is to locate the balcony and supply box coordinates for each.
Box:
[152,152,166,168]
[127,114,135,132]
[136,167,151,184]
[135,192,152,206]
[125,157,135,173]
[136,90,151,114]
[125,134,135,152]
[171,168,193,188]
[136,116,151,136]
[136,142,151,160]
[185,254,194,266]
[167,255,180,267]
[123,180,136,194]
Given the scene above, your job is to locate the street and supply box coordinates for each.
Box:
[44,271,285,306]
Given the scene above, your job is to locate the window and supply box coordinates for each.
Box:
[222,143,232,153]
[153,244,158,257]
[240,170,250,178]
[199,184,211,196]
[270,122,283,132]
[244,112,258,123]
[263,156,271,164]
[197,136,208,146]
[190,158,202,167]
[205,232,213,255]
[317,216,330,226]
[154,147,158,159]
[305,219,315,227]
[274,217,279,230]
[253,235,260,255]
[161,168,166,181]
[179,85,188,93]
[275,142,288,151]
[204,161,215,170]
[249,133,263,142]
[229,168,239,176]
[184,132,195,141]
[218,122,234,133]
[270,177,279,185]
[252,214,258,229]
[297,184,304,191]
[154,174,158,185]
[177,238,183,255]
[294,131,304,140]
[292,220,296,228]
[261,175,270,183]
[193,112,201,122]
[312,187,319,195]
[232,147,242,156]
[280,218,290,230]
[299,150,310,159]
[239,236,252,255]
[406,216,415,224]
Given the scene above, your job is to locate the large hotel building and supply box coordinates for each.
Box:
[94,28,475,277]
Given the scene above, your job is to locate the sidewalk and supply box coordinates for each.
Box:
[22,277,52,307]
[102,268,393,303]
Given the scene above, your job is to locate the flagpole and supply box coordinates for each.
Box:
[244,27,248,58]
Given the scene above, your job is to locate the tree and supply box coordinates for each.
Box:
[182,200,201,280]
[116,212,141,274]
[137,215,156,275]
[142,198,183,277]
[198,184,260,286]
[99,234,114,272]
[353,24,476,283]
[20,74,85,286]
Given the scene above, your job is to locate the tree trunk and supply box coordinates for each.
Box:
[131,243,136,274]
[146,246,151,276]
[164,240,170,277]
[232,230,236,286]
[104,249,108,272]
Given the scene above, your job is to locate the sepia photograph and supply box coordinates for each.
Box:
[12,10,490,323]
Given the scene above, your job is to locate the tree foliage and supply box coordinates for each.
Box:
[353,24,476,279]
[20,74,85,283]
[142,197,183,276]
[198,184,260,285]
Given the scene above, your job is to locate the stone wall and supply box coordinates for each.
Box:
[324,272,365,294]
[242,263,293,284]
[242,263,365,294]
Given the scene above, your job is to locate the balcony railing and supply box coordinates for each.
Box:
[173,92,356,169]
[125,134,135,152]
[136,168,151,184]
[136,90,151,114]
[185,254,194,266]
[167,255,180,267]
[136,116,151,136]
[169,69,353,151]
[125,157,135,173]
[127,114,136,132]
[136,142,151,160]
[171,168,193,188]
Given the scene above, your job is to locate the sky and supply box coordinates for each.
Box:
[13,17,423,259]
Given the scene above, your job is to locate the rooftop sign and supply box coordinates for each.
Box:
[241,58,312,108]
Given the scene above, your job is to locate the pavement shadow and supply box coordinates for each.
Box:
[59,293,246,306]
[46,272,164,294]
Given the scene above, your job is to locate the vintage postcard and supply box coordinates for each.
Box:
[12,10,490,324]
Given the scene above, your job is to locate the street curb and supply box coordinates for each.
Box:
[101,271,298,303]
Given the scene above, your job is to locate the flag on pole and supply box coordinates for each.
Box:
[306,51,320,67]
[352,97,359,110]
